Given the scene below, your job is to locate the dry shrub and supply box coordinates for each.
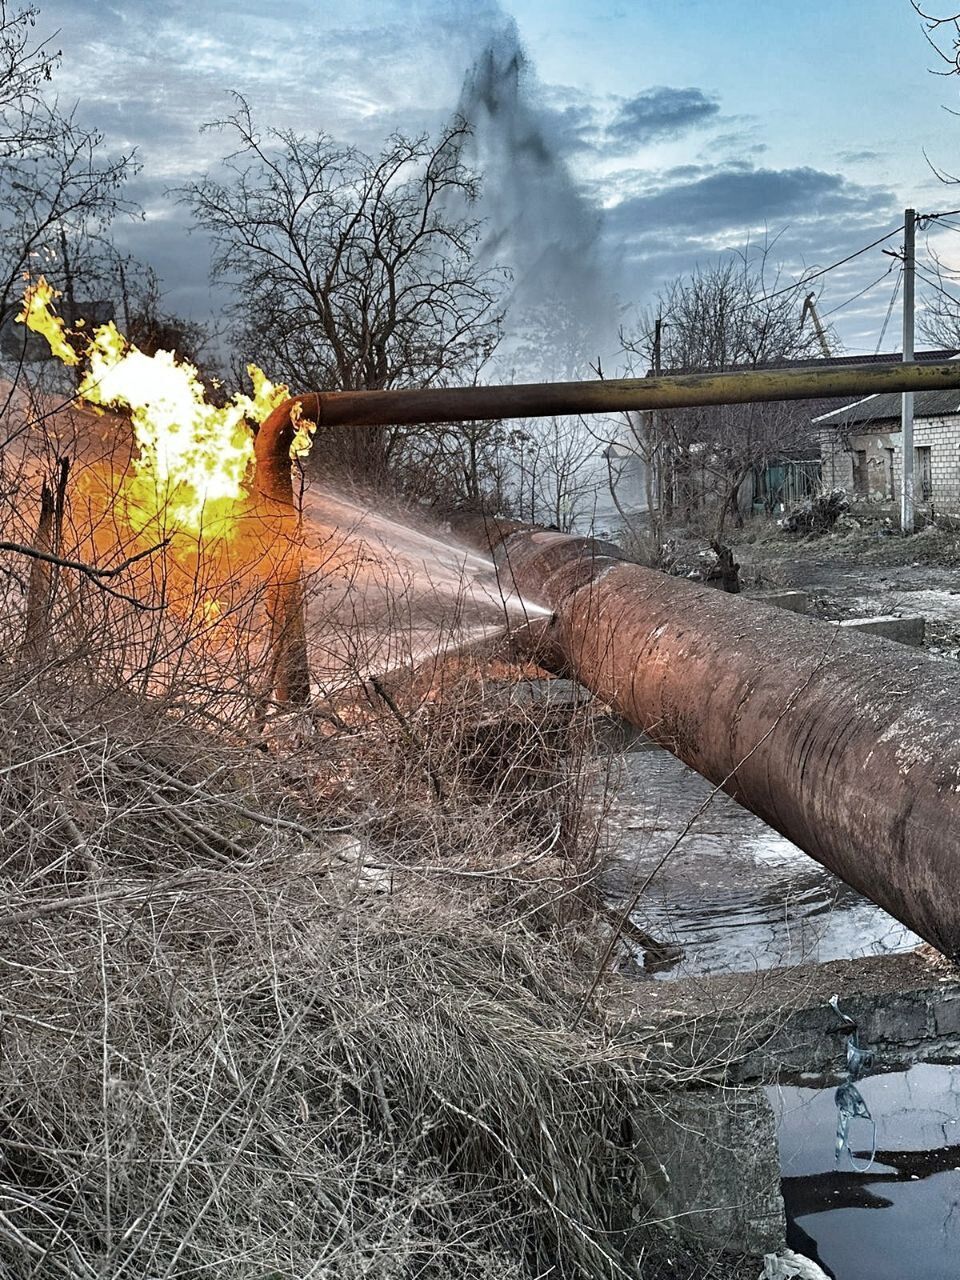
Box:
[0,378,668,1278]
[0,666,650,1279]
[328,650,612,931]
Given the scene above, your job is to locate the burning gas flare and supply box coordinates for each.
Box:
[16,277,293,536]
[15,277,80,367]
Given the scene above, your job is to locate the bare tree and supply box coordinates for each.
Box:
[911,3,960,75]
[499,418,598,530]
[183,97,506,489]
[0,0,57,150]
[0,3,139,341]
[621,254,830,534]
[905,7,960,348]
[916,245,960,349]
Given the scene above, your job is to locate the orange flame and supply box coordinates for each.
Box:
[16,277,292,538]
[15,277,80,366]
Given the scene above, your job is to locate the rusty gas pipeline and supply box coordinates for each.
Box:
[451,521,960,959]
[255,360,960,957]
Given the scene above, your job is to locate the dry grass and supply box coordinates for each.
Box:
[0,376,729,1279]
[0,658,656,1280]
[0,384,643,1276]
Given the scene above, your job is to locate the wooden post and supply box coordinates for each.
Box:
[20,458,69,665]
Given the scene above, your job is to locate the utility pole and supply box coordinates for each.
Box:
[651,313,668,514]
[901,208,916,535]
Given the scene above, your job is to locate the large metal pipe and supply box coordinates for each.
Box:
[450,520,960,959]
[254,360,960,704]
[257,360,960,432]
[253,359,960,956]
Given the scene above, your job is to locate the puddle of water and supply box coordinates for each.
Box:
[607,746,919,978]
[770,1064,960,1280]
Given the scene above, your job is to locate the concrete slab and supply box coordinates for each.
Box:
[621,948,960,1085]
[633,1086,785,1255]
[613,950,960,1267]
[507,678,644,750]
[838,614,925,646]
[750,590,810,614]
[507,677,587,709]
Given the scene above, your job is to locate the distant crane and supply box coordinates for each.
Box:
[800,291,832,358]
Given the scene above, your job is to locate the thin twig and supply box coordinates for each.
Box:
[0,537,169,580]
[368,675,447,805]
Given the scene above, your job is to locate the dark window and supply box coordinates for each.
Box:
[852,449,868,496]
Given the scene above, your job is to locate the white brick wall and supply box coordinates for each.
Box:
[819,413,960,512]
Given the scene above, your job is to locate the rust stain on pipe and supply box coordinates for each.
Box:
[461,526,960,959]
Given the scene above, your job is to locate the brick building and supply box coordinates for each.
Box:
[816,352,960,512]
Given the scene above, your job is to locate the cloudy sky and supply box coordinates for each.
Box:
[32,0,960,364]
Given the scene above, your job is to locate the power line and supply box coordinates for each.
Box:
[643,208,960,355]
[919,206,960,223]
[915,261,960,303]
[875,268,902,354]
[920,259,960,281]
[759,207,960,307]
[643,224,907,347]
[911,254,960,302]
[923,216,960,235]
[822,264,897,317]
[762,223,905,302]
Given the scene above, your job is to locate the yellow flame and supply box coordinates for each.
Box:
[17,277,293,538]
[15,278,79,366]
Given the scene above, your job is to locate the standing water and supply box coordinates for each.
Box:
[607,743,960,1279]
[607,744,919,977]
[771,1064,960,1280]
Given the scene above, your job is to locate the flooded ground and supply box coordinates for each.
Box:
[606,743,918,978]
[771,1064,960,1280]
[607,734,957,1279]
[742,522,960,656]
[611,522,960,1276]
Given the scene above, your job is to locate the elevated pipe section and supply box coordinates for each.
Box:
[253,360,960,705]
[258,361,960,433]
[253,397,318,706]
[449,519,960,959]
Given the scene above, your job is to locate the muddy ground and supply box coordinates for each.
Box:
[730,505,960,658]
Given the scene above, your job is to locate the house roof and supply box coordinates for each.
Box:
[813,350,960,427]
[655,348,959,377]
[786,348,960,368]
